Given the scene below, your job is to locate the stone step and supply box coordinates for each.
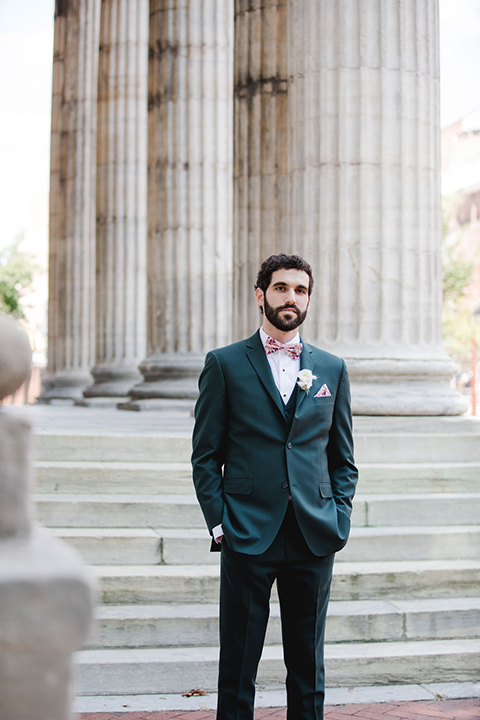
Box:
[356,493,480,527]
[356,462,480,494]
[354,433,480,464]
[36,434,192,463]
[35,494,205,528]
[34,460,480,496]
[34,461,194,495]
[88,598,480,649]
[75,638,480,695]
[50,529,162,565]
[338,526,480,562]
[94,560,480,604]
[35,493,480,529]
[53,525,480,565]
[35,429,480,464]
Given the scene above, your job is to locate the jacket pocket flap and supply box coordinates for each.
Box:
[318,482,333,498]
[223,479,253,495]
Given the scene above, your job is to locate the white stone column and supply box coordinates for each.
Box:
[233,0,466,415]
[83,0,148,399]
[42,0,101,402]
[40,3,63,399]
[233,0,289,339]
[128,0,233,403]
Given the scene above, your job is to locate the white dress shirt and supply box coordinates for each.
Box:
[212,328,301,542]
[259,327,300,405]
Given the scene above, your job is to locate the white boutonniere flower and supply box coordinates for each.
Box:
[296,369,317,395]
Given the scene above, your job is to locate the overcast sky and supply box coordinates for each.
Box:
[0,0,54,252]
[440,0,480,126]
[0,0,479,254]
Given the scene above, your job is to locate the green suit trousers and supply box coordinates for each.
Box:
[217,502,335,720]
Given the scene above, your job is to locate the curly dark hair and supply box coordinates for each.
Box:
[255,253,314,295]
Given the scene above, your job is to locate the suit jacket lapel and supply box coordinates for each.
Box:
[295,340,315,414]
[245,331,285,417]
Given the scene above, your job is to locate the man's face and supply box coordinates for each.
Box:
[255,268,311,332]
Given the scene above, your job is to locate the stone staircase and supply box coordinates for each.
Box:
[33,416,480,696]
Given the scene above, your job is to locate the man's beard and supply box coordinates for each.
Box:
[263,296,308,332]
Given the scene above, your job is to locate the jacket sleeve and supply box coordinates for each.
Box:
[327,361,358,518]
[191,351,227,532]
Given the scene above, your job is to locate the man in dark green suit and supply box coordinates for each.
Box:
[192,254,358,720]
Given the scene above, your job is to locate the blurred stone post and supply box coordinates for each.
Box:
[0,314,94,719]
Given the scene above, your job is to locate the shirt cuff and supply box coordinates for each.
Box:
[212,524,224,542]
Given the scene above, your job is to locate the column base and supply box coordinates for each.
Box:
[75,396,129,408]
[39,371,93,403]
[37,373,55,404]
[117,398,195,414]
[347,358,468,416]
[83,364,142,398]
[129,353,205,401]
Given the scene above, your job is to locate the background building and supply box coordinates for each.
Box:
[441,108,480,377]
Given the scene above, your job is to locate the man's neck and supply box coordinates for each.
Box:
[261,322,299,344]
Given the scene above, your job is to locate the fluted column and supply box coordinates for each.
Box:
[129,0,233,403]
[40,5,62,399]
[42,0,100,402]
[234,0,466,415]
[233,0,288,338]
[83,0,148,399]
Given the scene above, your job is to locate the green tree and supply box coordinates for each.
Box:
[0,238,37,319]
[442,236,474,305]
[441,233,479,364]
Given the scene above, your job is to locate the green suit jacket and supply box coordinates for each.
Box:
[191,330,358,556]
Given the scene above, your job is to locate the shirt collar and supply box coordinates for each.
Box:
[259,327,300,348]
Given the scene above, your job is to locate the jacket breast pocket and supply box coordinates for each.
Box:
[318,482,333,498]
[223,479,253,495]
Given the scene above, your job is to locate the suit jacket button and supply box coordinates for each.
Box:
[281,481,289,489]
[287,442,292,449]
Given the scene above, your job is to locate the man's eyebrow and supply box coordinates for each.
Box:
[271,281,308,290]
[272,281,308,291]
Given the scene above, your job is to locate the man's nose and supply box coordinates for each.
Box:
[285,289,296,304]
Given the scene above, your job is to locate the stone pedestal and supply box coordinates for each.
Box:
[0,315,94,720]
[41,0,101,403]
[233,0,466,415]
[83,0,149,400]
[126,0,234,405]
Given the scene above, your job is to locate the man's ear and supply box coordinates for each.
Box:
[255,287,264,309]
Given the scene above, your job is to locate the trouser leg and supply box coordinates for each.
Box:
[277,550,335,720]
[216,539,276,720]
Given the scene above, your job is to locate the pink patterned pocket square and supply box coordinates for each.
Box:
[314,383,331,398]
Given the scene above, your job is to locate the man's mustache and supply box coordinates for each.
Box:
[277,304,300,314]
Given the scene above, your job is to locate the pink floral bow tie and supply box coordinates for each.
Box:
[265,336,303,360]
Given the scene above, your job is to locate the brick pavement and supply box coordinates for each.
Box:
[78,698,480,720]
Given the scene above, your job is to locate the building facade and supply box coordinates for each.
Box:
[42,0,467,415]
